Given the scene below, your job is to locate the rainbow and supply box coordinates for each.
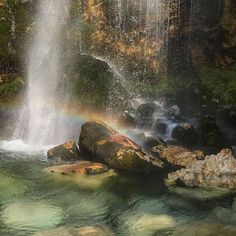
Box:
[0,98,126,132]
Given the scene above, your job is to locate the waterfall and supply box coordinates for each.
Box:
[14,0,70,146]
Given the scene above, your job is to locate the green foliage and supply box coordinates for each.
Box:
[0,7,11,56]
[0,1,34,73]
[128,73,199,102]
[0,76,24,98]
[198,64,236,105]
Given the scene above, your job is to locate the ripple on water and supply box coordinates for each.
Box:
[0,173,31,204]
[52,190,121,225]
[172,222,236,236]
[1,201,64,231]
[118,197,193,236]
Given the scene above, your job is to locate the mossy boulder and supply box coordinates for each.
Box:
[71,54,128,111]
[79,121,164,172]
[47,141,80,162]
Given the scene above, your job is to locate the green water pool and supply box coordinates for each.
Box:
[0,148,236,236]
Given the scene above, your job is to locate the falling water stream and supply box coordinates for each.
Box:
[14,0,70,146]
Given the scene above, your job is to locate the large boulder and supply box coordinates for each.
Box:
[171,122,198,146]
[151,145,205,170]
[79,121,164,172]
[47,141,80,162]
[200,116,228,149]
[167,149,236,189]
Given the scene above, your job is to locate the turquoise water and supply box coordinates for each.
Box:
[0,147,236,236]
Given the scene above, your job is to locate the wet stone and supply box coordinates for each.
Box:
[44,161,110,175]
[47,141,80,162]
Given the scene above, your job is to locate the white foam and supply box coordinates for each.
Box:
[0,139,50,153]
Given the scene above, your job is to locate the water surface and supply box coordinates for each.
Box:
[0,144,235,236]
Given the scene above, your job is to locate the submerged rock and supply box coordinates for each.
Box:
[34,227,69,236]
[168,186,234,202]
[167,149,236,188]
[171,122,198,146]
[208,207,236,225]
[44,161,109,175]
[0,173,31,203]
[34,225,114,236]
[1,201,63,231]
[47,141,80,162]
[151,145,205,170]
[128,213,176,234]
[45,166,117,190]
[118,197,188,236]
[174,222,236,236]
[79,121,164,172]
[70,226,114,236]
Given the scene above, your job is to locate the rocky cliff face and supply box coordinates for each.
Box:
[1,0,236,74]
[0,0,235,106]
[189,0,236,67]
[0,0,35,73]
[0,0,35,101]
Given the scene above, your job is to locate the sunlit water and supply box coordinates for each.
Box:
[0,144,236,236]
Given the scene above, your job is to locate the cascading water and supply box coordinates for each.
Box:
[13,0,70,146]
